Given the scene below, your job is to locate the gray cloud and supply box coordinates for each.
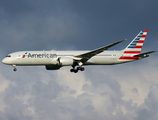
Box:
[135,84,158,120]
[1,0,158,56]
[0,58,158,120]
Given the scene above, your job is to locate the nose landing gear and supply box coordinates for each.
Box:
[12,65,17,71]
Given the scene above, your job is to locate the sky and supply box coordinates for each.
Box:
[0,0,158,120]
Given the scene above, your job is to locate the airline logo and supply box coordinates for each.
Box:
[119,30,148,60]
[22,52,28,58]
[22,52,57,58]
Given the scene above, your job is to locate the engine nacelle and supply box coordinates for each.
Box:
[45,65,61,70]
[58,57,74,66]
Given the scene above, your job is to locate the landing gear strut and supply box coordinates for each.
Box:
[12,65,17,71]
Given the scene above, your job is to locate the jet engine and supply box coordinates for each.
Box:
[58,57,74,66]
[45,65,61,70]
[47,57,74,70]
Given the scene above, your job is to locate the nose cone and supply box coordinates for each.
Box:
[2,58,7,64]
[2,58,12,65]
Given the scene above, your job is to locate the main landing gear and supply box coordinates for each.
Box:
[70,66,85,73]
[12,65,17,71]
[70,61,85,73]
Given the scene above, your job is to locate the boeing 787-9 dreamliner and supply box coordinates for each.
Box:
[2,30,156,73]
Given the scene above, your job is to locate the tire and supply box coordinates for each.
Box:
[81,67,85,71]
[74,69,78,73]
[70,69,74,72]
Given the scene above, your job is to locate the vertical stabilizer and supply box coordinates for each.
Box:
[120,30,148,60]
[123,30,148,53]
[124,30,148,54]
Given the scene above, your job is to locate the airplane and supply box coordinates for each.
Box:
[2,30,156,73]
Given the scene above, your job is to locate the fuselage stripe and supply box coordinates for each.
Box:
[119,56,139,60]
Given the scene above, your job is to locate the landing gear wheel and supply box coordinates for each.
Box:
[81,67,85,71]
[12,65,17,72]
[77,67,81,70]
[74,69,78,73]
[70,69,74,72]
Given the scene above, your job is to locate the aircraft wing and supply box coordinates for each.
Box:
[133,51,156,57]
[74,39,126,63]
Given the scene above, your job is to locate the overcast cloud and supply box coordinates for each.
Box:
[0,0,158,120]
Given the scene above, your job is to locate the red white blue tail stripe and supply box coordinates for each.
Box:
[119,30,148,60]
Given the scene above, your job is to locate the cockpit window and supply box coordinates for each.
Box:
[6,55,11,57]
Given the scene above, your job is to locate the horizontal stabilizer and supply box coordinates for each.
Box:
[133,51,156,57]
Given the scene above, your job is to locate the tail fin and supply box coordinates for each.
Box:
[123,30,148,55]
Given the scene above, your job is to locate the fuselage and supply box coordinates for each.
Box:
[2,50,139,66]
